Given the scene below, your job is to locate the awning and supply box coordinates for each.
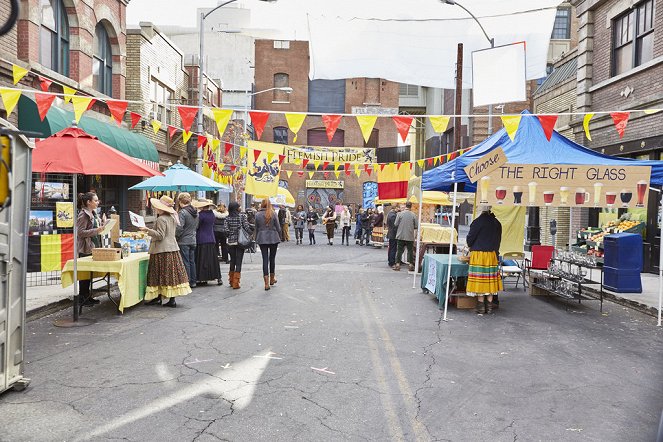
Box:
[18,95,159,163]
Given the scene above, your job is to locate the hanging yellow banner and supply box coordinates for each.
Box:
[429,115,451,133]
[12,65,28,85]
[71,96,93,122]
[356,115,378,143]
[285,113,306,142]
[501,115,522,141]
[583,113,594,141]
[212,108,233,137]
[0,88,21,117]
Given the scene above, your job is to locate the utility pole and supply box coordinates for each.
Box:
[454,43,463,151]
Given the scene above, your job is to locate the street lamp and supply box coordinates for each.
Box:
[195,0,278,175]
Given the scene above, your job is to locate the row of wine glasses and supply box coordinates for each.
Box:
[547,262,587,282]
[554,250,598,267]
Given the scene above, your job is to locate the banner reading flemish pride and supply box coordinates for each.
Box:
[248,141,375,165]
[477,164,651,208]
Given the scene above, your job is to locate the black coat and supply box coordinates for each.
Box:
[386,210,398,240]
[466,211,502,255]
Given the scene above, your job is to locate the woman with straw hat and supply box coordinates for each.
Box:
[192,198,222,286]
[140,195,192,307]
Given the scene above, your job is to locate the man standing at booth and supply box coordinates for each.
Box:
[393,202,417,272]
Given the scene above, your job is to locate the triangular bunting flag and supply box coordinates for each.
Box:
[501,115,522,141]
[396,162,403,171]
[537,115,558,141]
[230,165,237,172]
[323,161,329,170]
[182,130,193,144]
[212,108,233,137]
[151,120,161,134]
[293,159,302,166]
[334,171,341,179]
[130,112,142,129]
[355,165,361,177]
[365,165,372,177]
[380,163,386,172]
[253,149,261,162]
[240,147,247,158]
[334,163,341,171]
[297,171,304,177]
[427,158,433,167]
[324,171,330,179]
[286,170,292,178]
[177,106,198,133]
[197,135,207,149]
[249,111,270,140]
[392,116,413,143]
[278,154,285,165]
[344,163,350,173]
[267,152,275,163]
[437,155,443,164]
[38,76,52,92]
[106,100,128,126]
[308,171,315,179]
[212,138,221,150]
[167,125,178,140]
[417,159,425,168]
[583,113,594,141]
[446,153,452,161]
[313,160,321,170]
[71,96,93,122]
[610,112,629,139]
[12,64,28,85]
[225,142,233,156]
[301,159,309,169]
[63,86,76,103]
[285,113,306,143]
[321,114,342,142]
[35,92,56,121]
[429,115,451,133]
[356,115,378,143]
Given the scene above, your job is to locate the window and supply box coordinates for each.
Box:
[399,83,419,97]
[151,80,173,125]
[273,73,290,102]
[273,127,288,144]
[308,79,345,113]
[273,40,290,49]
[93,24,113,96]
[40,0,69,75]
[551,7,571,39]
[613,0,655,76]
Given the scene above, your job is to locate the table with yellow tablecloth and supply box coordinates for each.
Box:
[61,252,150,313]
[419,223,457,244]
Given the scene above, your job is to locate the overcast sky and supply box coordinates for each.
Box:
[126,0,210,27]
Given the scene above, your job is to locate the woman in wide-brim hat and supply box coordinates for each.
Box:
[192,198,223,286]
[139,195,192,307]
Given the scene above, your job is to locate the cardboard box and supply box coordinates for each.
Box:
[92,248,121,261]
[454,295,477,309]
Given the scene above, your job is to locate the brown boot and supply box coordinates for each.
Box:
[232,272,241,289]
[270,273,277,286]
[228,271,234,286]
[485,298,493,314]
[263,275,271,291]
[475,298,486,314]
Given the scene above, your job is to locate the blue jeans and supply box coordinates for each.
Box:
[388,238,397,266]
[361,228,372,245]
[179,244,196,284]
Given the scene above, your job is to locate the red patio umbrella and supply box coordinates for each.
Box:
[32,125,163,326]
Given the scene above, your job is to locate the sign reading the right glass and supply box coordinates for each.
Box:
[477,164,651,208]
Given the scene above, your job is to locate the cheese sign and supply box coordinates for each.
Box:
[463,146,507,183]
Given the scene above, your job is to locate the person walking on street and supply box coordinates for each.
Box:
[213,204,229,263]
[255,199,281,290]
[225,202,252,289]
[386,205,399,267]
[466,205,503,315]
[175,192,198,288]
[293,204,306,244]
[360,208,373,246]
[282,207,291,242]
[141,196,192,307]
[76,192,105,307]
[354,208,364,244]
[322,205,337,245]
[277,205,287,241]
[193,199,222,286]
[340,205,352,246]
[393,202,418,271]
[306,206,319,245]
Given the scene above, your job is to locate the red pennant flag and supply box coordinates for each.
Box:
[177,106,198,133]
[168,125,178,139]
[380,163,386,172]
[409,162,413,170]
[537,115,558,141]
[86,98,97,111]
[211,162,218,172]
[197,135,207,149]
[253,149,262,162]
[364,164,372,176]
[278,154,285,165]
[322,161,329,170]
[321,114,342,142]
[230,165,237,172]
[38,76,52,92]
[397,162,403,170]
[610,112,629,139]
[130,112,142,129]
[324,171,330,179]
[427,158,433,167]
[106,100,128,126]
[392,116,414,143]
[249,111,270,140]
[297,171,304,177]
[35,93,56,121]
[366,168,372,177]
[439,155,444,164]
[224,142,233,156]
[302,159,309,169]
[344,163,350,172]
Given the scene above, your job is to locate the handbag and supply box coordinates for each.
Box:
[237,226,253,249]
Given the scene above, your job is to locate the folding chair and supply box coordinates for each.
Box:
[500,251,526,290]
[524,245,555,282]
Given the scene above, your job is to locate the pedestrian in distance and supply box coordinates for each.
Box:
[76,192,105,307]
[466,204,503,315]
[393,202,418,272]
[175,192,199,288]
[141,195,192,307]
[386,205,400,267]
[225,202,253,289]
[213,203,229,263]
[360,208,373,246]
[193,198,222,286]
[354,207,364,244]
[340,205,352,246]
[293,204,306,245]
[255,199,281,291]
[282,206,292,242]
[322,205,337,245]
[277,205,286,241]
[306,206,319,245]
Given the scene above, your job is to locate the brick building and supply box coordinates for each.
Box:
[253,40,400,211]
[571,0,663,272]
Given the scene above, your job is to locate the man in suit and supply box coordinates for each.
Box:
[393,202,418,271]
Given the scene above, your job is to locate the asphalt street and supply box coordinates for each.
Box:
[1,229,662,441]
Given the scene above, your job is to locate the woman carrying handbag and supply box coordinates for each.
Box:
[255,199,281,291]
[225,202,253,289]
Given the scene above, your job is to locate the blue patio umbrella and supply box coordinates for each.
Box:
[129,161,231,192]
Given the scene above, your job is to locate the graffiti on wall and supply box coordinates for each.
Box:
[306,188,344,212]
[363,181,378,209]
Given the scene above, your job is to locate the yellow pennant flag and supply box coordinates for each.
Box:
[356,115,378,143]
[63,86,76,103]
[212,108,233,137]
[267,152,275,163]
[334,163,341,171]
[239,147,247,158]
[644,109,661,115]
[434,156,439,165]
[202,147,212,178]
[71,96,93,122]
[355,165,361,177]
[501,115,522,141]
[151,119,162,134]
[285,113,306,143]
[0,88,21,117]
[293,158,302,166]
[583,113,594,141]
[417,159,425,168]
[429,115,451,133]
[241,166,248,174]
[313,160,321,170]
[212,138,221,151]
[334,171,341,179]
[12,65,28,85]
[308,171,315,179]
[286,170,292,178]
[218,163,225,171]
[182,130,193,144]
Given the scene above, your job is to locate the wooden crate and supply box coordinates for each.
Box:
[453,295,477,309]
[92,248,121,261]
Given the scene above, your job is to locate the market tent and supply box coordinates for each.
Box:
[422,110,663,192]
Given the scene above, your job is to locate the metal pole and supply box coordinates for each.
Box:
[658,198,662,326]
[454,43,463,151]
[412,185,424,288]
[72,173,79,322]
[487,40,495,136]
[196,11,205,180]
[443,181,458,321]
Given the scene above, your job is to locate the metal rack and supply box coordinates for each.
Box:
[531,257,604,311]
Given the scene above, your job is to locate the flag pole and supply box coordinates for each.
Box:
[443,179,458,322]
[412,184,424,288]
